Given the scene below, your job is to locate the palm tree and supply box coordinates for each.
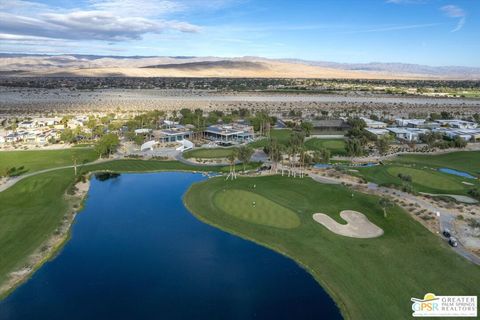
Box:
[226,149,238,180]
[237,145,254,172]
[269,140,283,174]
[379,197,394,218]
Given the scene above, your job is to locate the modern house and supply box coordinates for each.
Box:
[154,125,192,143]
[365,128,390,138]
[204,123,254,142]
[361,117,388,129]
[434,128,480,141]
[387,127,429,142]
[436,120,478,129]
[395,118,440,129]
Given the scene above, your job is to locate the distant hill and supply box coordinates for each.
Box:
[143,60,267,70]
[0,53,479,80]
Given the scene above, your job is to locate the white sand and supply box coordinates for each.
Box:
[312,210,383,238]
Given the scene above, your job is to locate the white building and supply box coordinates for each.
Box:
[387,128,429,142]
[360,117,387,129]
[204,123,255,142]
[436,120,478,129]
[395,119,425,127]
[18,120,37,129]
[434,128,480,141]
[365,128,390,137]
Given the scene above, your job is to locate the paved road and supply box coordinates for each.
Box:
[367,183,480,266]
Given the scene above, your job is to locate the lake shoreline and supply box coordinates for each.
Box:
[0,177,90,300]
[182,179,348,319]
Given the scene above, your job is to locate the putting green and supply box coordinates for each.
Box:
[386,166,462,191]
[213,189,300,229]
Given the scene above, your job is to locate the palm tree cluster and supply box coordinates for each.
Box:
[265,132,312,178]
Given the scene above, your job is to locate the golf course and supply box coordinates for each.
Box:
[353,151,480,196]
[305,138,347,156]
[183,147,237,159]
[0,148,98,176]
[184,175,480,320]
[1,148,480,319]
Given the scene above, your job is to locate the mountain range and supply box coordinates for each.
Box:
[1,53,479,80]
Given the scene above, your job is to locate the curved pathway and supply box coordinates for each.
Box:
[0,158,115,193]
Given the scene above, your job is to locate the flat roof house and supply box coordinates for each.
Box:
[365,128,390,137]
[154,125,192,143]
[361,117,388,129]
[204,123,254,142]
[436,120,478,129]
[387,127,428,142]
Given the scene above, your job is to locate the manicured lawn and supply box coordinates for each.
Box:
[83,159,260,174]
[305,138,346,156]
[214,189,300,228]
[183,147,237,159]
[184,175,480,320]
[249,129,293,148]
[352,151,480,196]
[355,164,477,195]
[395,151,480,176]
[0,169,76,290]
[0,148,98,175]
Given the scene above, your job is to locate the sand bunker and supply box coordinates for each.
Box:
[312,210,383,238]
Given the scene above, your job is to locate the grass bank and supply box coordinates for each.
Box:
[184,175,480,319]
[305,138,346,156]
[183,147,237,159]
[0,148,98,176]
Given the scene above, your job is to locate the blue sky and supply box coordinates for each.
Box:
[0,0,478,66]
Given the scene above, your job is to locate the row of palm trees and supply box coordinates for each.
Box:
[266,133,330,178]
[226,132,333,180]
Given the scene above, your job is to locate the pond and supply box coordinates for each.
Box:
[438,168,477,179]
[0,172,341,320]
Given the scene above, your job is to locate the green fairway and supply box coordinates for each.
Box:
[0,148,98,176]
[395,151,480,176]
[249,129,293,148]
[386,166,464,191]
[214,189,300,228]
[183,147,237,159]
[305,138,347,156]
[0,169,75,291]
[184,175,480,320]
[352,151,480,196]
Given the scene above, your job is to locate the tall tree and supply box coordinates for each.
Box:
[226,149,238,180]
[237,145,254,172]
[379,197,394,218]
[95,133,120,158]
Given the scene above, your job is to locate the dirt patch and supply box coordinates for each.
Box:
[313,210,384,238]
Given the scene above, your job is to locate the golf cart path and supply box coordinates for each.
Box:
[0,158,114,193]
[419,192,479,204]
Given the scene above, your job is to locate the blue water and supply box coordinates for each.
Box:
[438,168,477,179]
[313,163,332,169]
[0,172,340,320]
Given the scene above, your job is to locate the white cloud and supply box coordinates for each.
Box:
[441,5,466,32]
[0,0,200,43]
